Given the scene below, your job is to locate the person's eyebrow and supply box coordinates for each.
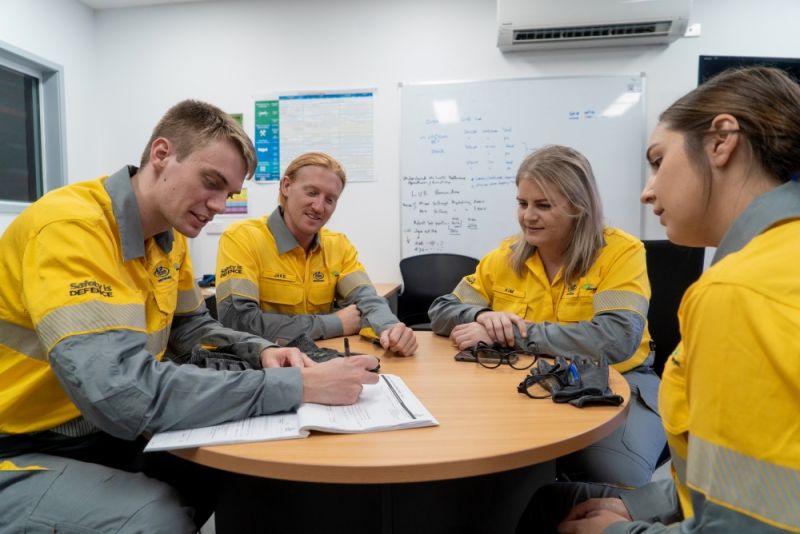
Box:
[207,168,240,194]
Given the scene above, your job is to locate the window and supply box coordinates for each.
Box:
[0,40,66,213]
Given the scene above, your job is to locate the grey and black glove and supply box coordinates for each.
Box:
[182,343,262,371]
[518,355,623,407]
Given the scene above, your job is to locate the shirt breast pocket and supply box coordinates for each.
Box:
[307,281,336,313]
[491,287,527,317]
[260,271,303,313]
[153,280,178,315]
[557,293,594,323]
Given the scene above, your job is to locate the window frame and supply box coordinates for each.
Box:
[0,40,67,214]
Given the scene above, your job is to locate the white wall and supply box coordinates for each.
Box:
[5,0,800,281]
[0,0,96,230]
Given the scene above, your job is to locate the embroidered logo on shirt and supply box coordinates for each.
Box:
[566,284,577,295]
[153,265,172,282]
[581,283,598,293]
[313,271,325,282]
[220,265,243,277]
[69,280,113,297]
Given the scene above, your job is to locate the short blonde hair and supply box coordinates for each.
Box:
[278,152,347,208]
[140,99,256,179]
[510,145,604,285]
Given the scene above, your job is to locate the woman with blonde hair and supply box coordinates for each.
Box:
[430,144,664,487]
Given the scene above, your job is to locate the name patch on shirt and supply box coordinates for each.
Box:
[69,279,113,297]
[265,271,297,282]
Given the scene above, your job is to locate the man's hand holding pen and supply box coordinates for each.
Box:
[343,337,381,373]
[301,349,380,405]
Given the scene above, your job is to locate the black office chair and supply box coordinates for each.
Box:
[643,240,705,377]
[205,294,218,320]
[398,253,480,330]
[643,240,705,470]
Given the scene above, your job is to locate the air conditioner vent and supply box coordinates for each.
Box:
[513,21,673,44]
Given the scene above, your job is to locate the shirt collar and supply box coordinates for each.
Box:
[104,165,174,261]
[713,181,800,265]
[267,206,320,255]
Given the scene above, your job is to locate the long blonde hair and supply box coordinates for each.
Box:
[509,145,604,285]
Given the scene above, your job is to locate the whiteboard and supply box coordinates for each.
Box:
[400,75,645,260]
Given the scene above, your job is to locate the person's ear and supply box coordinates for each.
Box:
[149,138,172,173]
[706,114,740,169]
[279,175,291,197]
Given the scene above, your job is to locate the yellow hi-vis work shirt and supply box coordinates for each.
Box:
[0,172,200,434]
[215,207,398,342]
[431,227,653,373]
[0,168,295,442]
[660,220,800,531]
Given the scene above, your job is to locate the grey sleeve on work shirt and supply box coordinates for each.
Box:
[49,329,302,440]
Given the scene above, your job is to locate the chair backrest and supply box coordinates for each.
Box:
[643,240,705,376]
[205,294,218,320]
[398,253,480,330]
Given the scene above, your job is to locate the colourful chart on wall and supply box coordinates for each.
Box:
[223,187,248,215]
[253,90,375,183]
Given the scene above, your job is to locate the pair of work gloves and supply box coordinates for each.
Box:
[517,354,623,407]
[498,323,623,407]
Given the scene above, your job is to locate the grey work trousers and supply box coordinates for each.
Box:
[0,432,216,533]
[556,370,665,487]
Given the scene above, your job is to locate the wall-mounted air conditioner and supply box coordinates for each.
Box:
[498,0,692,52]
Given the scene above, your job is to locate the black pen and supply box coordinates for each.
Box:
[381,375,416,420]
[344,337,351,356]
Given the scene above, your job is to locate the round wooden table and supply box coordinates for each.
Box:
[175,332,630,533]
[174,331,629,483]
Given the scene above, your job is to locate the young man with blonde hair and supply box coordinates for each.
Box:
[0,101,378,532]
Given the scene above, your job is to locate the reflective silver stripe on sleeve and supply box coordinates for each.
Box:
[671,446,687,484]
[176,286,203,314]
[36,301,146,351]
[0,318,46,360]
[593,290,648,317]
[145,325,170,357]
[453,279,489,307]
[216,277,259,302]
[337,271,372,298]
[688,434,800,530]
